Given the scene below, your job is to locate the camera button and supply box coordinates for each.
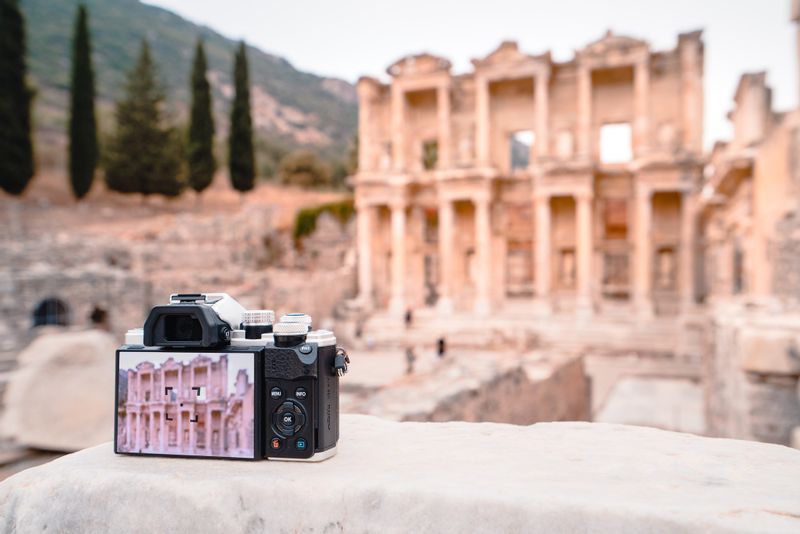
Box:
[295,438,307,451]
[299,344,312,354]
[280,411,296,427]
[270,437,283,450]
[270,387,283,400]
[294,387,307,399]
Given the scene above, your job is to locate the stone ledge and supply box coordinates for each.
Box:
[2,415,800,533]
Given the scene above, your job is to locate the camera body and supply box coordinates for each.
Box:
[114,293,348,461]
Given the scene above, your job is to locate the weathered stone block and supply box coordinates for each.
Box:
[0,329,116,451]
[2,415,800,533]
[740,328,800,375]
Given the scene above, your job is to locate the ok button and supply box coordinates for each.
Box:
[280,412,295,427]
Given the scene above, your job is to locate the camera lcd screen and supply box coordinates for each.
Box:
[116,351,256,459]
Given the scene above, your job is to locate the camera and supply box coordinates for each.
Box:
[114,293,349,461]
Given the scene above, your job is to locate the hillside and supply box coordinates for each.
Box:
[21,0,357,171]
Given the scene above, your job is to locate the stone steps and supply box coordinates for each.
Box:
[359,309,682,354]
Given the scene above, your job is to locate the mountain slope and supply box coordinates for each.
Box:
[21,0,357,169]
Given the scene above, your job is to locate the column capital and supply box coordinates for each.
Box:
[635,183,652,200]
[354,197,377,210]
[574,189,594,202]
[389,186,408,210]
[472,191,491,206]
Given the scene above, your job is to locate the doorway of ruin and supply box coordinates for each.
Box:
[32,297,70,327]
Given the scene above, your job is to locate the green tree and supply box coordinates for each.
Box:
[0,0,34,196]
[278,150,331,188]
[105,40,184,197]
[68,4,98,200]
[228,41,255,192]
[187,38,215,194]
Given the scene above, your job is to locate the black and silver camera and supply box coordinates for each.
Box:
[114,293,349,461]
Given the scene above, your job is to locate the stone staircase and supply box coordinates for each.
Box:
[357,306,687,355]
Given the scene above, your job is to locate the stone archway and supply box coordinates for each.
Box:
[32,297,69,327]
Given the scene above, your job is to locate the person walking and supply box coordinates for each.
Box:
[405,346,416,374]
[437,337,447,359]
[404,307,413,329]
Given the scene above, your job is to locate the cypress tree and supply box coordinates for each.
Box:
[228,41,255,192]
[0,0,34,196]
[188,38,215,194]
[68,4,98,200]
[105,40,183,197]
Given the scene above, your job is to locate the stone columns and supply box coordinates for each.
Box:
[125,410,132,449]
[389,198,407,315]
[390,82,406,171]
[160,411,166,450]
[534,194,551,307]
[633,184,653,316]
[577,65,592,159]
[634,57,650,157]
[205,406,212,451]
[135,413,142,451]
[356,204,373,306]
[474,193,492,315]
[576,191,593,315]
[357,82,374,172]
[679,191,695,311]
[679,33,703,155]
[148,411,154,449]
[437,83,452,169]
[177,411,183,451]
[189,409,196,451]
[437,198,454,313]
[475,76,490,167]
[535,72,550,160]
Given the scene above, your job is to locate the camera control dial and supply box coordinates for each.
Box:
[273,400,305,437]
[272,322,307,336]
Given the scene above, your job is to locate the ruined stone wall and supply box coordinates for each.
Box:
[0,201,357,360]
[707,305,800,445]
[549,64,578,159]
[649,52,683,151]
[755,109,800,301]
[418,354,588,424]
[0,234,149,356]
[488,78,534,171]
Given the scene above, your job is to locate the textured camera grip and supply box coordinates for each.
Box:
[263,348,317,379]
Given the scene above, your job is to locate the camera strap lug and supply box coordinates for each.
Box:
[333,347,350,377]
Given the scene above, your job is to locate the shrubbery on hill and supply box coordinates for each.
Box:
[278,150,332,188]
[293,199,355,245]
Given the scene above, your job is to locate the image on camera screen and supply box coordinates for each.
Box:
[116,351,256,458]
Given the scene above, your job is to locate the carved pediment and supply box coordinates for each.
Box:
[581,30,647,57]
[472,41,548,69]
[387,53,451,77]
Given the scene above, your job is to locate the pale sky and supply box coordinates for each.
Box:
[145,0,797,147]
